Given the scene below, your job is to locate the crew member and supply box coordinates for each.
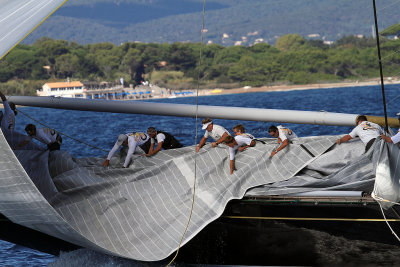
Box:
[268,125,298,157]
[197,118,230,152]
[223,134,255,175]
[103,132,150,168]
[381,113,400,144]
[16,124,62,151]
[336,115,382,152]
[0,91,17,131]
[144,127,183,157]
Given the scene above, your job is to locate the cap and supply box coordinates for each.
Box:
[116,134,128,146]
[202,121,212,130]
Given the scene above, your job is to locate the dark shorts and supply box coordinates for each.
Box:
[47,142,61,151]
[365,138,376,153]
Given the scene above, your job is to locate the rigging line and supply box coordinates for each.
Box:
[380,49,400,62]
[16,108,108,153]
[377,0,400,12]
[386,95,400,107]
[379,204,400,241]
[223,215,400,222]
[166,0,206,266]
[372,0,389,133]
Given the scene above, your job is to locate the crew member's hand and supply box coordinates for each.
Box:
[238,146,246,152]
[196,146,200,152]
[336,139,341,145]
[212,142,218,148]
[102,159,110,167]
[270,150,277,157]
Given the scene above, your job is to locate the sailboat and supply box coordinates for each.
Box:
[1,0,400,264]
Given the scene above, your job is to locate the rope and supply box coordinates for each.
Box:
[372,192,400,242]
[166,0,206,265]
[372,0,389,133]
[16,108,108,152]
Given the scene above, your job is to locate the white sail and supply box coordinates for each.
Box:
[0,0,67,60]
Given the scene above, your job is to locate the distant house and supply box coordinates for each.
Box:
[37,81,85,98]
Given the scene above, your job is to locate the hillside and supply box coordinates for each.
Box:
[23,0,400,46]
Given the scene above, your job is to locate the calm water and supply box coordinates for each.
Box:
[2,84,400,266]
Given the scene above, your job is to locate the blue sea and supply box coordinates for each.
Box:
[2,84,400,266]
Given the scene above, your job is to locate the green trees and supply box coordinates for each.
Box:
[1,35,398,95]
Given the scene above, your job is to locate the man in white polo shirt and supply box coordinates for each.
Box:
[103,132,150,168]
[196,118,230,152]
[268,125,298,157]
[336,115,382,153]
[16,124,62,151]
[223,133,255,174]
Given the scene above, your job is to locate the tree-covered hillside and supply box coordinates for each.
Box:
[23,0,400,46]
[3,34,400,95]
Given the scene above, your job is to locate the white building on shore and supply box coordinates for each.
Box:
[37,81,84,98]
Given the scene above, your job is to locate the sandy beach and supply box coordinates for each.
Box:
[207,79,400,96]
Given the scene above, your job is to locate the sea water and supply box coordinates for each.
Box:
[2,84,400,266]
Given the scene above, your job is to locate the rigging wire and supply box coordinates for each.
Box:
[16,108,108,152]
[377,0,400,12]
[166,0,206,265]
[372,0,389,133]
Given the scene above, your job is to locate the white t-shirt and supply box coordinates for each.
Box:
[229,134,254,160]
[28,128,59,144]
[390,130,400,144]
[107,132,150,168]
[277,125,297,142]
[1,100,15,130]
[204,124,229,141]
[349,121,382,145]
[151,133,166,144]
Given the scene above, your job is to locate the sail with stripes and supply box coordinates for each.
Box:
[0,0,67,60]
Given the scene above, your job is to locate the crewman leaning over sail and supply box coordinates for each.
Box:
[336,115,382,153]
[103,132,150,168]
[15,124,62,151]
[143,127,183,157]
[381,112,400,144]
[0,91,17,131]
[197,118,230,152]
[232,124,256,151]
[223,129,256,175]
[268,125,298,157]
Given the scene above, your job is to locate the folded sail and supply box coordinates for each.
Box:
[0,0,67,60]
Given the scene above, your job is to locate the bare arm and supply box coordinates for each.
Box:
[212,132,229,148]
[146,142,163,157]
[196,136,207,152]
[336,134,352,145]
[270,139,288,157]
[238,140,256,152]
[381,134,393,143]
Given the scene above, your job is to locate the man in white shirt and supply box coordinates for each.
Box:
[268,125,298,157]
[16,124,62,151]
[196,118,230,152]
[103,132,150,168]
[0,91,17,131]
[336,115,382,152]
[144,127,182,157]
[381,112,400,144]
[223,134,255,175]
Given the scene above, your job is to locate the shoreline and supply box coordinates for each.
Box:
[2,79,399,107]
[206,79,400,96]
